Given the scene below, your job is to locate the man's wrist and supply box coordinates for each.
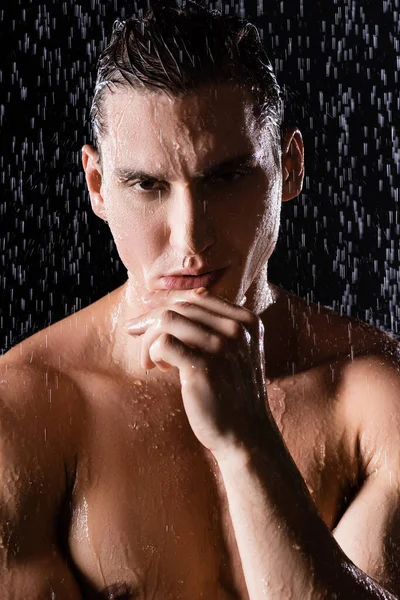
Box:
[212,432,275,474]
[212,442,257,470]
[213,412,280,469]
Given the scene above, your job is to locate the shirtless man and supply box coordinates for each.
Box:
[1,3,400,599]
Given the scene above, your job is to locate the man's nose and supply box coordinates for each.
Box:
[167,185,215,256]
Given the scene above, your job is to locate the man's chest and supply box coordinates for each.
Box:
[66,366,352,598]
[66,377,245,597]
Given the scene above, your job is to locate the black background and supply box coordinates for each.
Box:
[0,0,399,354]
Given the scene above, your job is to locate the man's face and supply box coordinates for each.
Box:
[90,83,283,304]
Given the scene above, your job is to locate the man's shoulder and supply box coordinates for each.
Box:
[0,285,124,440]
[0,311,94,466]
[1,287,113,375]
[331,346,400,480]
[275,286,400,415]
[283,288,397,371]
[296,295,400,475]
[288,292,400,477]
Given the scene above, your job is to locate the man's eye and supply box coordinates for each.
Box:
[210,170,251,183]
[120,170,251,192]
[129,179,162,192]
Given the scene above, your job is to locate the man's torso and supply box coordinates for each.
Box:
[1,283,395,599]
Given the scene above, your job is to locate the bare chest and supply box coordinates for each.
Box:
[67,368,348,599]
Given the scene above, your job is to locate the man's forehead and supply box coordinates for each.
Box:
[100,83,273,174]
[103,83,258,142]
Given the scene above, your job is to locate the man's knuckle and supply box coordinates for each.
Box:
[176,301,191,309]
[246,312,259,327]
[160,332,173,347]
[227,320,242,339]
[211,334,225,354]
[242,312,261,334]
[162,309,176,323]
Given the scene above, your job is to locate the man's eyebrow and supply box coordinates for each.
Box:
[199,152,257,178]
[114,152,257,183]
[114,167,160,182]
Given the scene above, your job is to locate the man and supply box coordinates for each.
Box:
[1,2,400,598]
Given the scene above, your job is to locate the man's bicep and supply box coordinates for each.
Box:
[333,469,400,596]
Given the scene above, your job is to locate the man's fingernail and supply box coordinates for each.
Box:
[194,287,208,295]
[142,291,155,302]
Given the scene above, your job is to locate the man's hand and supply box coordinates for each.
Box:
[125,287,270,459]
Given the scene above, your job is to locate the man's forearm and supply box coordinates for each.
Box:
[216,419,397,600]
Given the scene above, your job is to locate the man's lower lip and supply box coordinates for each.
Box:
[160,268,226,290]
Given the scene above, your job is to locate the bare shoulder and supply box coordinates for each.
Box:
[0,343,84,494]
[281,287,397,370]
[0,314,93,518]
[0,286,122,483]
[288,290,400,472]
[3,291,115,375]
[0,283,126,446]
[332,345,400,478]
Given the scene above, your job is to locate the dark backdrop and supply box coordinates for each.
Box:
[1,0,399,354]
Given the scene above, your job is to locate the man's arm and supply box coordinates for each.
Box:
[216,354,400,599]
[332,354,400,593]
[0,362,82,599]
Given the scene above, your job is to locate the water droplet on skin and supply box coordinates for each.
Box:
[71,496,90,543]
[269,384,287,432]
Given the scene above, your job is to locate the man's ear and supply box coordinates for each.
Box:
[281,128,304,202]
[82,144,107,222]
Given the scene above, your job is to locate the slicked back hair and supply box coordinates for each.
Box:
[90,1,284,166]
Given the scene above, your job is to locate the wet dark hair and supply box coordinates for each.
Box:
[90,1,283,165]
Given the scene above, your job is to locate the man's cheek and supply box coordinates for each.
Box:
[104,194,134,227]
[114,244,148,279]
[111,223,159,269]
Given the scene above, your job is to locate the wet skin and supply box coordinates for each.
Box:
[0,282,398,599]
[1,83,400,598]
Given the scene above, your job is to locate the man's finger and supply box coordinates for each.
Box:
[142,287,258,329]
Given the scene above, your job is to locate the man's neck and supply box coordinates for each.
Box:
[241,264,277,316]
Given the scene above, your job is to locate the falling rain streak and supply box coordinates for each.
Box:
[0,0,399,354]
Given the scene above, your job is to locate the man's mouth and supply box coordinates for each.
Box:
[159,267,227,290]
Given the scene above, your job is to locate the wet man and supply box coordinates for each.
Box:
[1,3,400,599]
